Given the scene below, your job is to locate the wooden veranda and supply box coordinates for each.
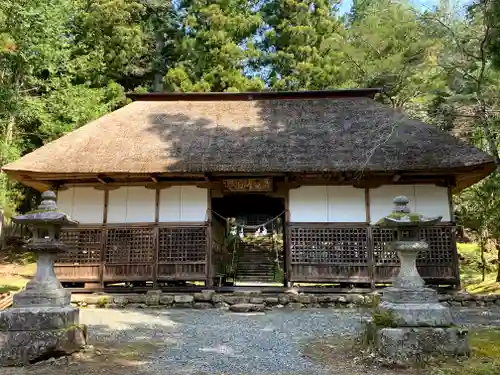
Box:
[55,221,460,290]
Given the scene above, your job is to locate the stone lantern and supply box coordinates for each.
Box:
[368,196,468,362]
[0,191,87,366]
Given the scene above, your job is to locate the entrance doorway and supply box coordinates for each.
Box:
[211,194,285,286]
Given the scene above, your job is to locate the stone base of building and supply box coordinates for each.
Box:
[375,327,469,362]
[0,306,87,366]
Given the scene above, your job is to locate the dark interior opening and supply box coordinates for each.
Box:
[211,194,286,286]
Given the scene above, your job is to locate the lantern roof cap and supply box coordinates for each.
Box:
[12,190,78,226]
[378,195,442,227]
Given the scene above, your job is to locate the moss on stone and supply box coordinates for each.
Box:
[371,308,398,328]
[96,296,109,308]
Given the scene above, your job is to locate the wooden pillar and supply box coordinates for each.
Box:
[447,186,455,223]
[152,188,160,288]
[206,189,213,287]
[99,188,109,289]
[448,187,461,289]
[284,188,291,287]
[365,188,375,289]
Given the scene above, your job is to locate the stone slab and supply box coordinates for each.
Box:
[0,306,79,331]
[13,287,71,308]
[379,301,453,327]
[0,325,87,366]
[376,327,469,361]
[382,287,438,304]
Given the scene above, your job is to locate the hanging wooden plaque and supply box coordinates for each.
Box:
[223,178,273,192]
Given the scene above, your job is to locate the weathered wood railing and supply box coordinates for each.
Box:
[56,223,208,286]
[289,223,459,286]
[56,222,459,288]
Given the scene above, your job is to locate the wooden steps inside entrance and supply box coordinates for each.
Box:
[236,243,278,282]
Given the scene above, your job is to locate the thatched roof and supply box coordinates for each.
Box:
[2,90,494,184]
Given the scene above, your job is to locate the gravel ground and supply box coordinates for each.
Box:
[3,307,500,375]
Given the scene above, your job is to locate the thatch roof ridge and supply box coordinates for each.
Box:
[1,96,494,179]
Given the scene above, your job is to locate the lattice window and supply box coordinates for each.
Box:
[105,228,154,264]
[419,226,454,265]
[290,226,368,264]
[59,229,102,264]
[372,227,398,265]
[158,227,206,263]
[373,226,455,266]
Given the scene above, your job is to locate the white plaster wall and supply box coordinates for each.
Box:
[369,185,450,223]
[327,186,366,222]
[414,185,450,222]
[159,186,207,222]
[56,189,74,218]
[289,186,328,222]
[108,186,155,223]
[159,186,181,222]
[56,187,104,224]
[289,186,366,222]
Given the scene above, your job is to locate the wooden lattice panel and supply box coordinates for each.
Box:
[104,227,154,264]
[290,226,368,265]
[372,226,455,265]
[59,228,102,264]
[418,226,455,266]
[158,226,207,263]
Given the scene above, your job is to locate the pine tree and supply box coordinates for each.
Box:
[164,0,264,92]
[260,0,349,90]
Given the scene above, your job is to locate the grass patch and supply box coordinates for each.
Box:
[428,328,500,375]
[458,242,500,294]
[0,262,35,293]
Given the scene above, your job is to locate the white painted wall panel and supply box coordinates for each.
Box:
[108,186,156,223]
[125,186,155,223]
[72,187,104,224]
[327,186,366,222]
[107,188,128,223]
[369,185,416,224]
[369,185,451,223]
[57,189,74,217]
[180,186,207,221]
[414,185,450,221]
[159,186,181,222]
[289,186,328,222]
[158,186,208,222]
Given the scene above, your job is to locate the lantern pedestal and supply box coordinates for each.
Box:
[365,196,469,363]
[0,191,86,366]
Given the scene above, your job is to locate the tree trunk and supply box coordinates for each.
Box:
[496,241,500,282]
[480,235,486,282]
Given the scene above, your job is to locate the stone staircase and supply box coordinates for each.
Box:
[236,242,278,282]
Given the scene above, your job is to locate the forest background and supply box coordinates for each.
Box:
[2,0,500,289]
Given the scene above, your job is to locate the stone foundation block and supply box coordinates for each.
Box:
[0,306,79,331]
[264,297,279,306]
[145,291,161,306]
[174,295,194,304]
[194,291,214,302]
[0,325,87,366]
[379,301,453,327]
[376,327,469,361]
[222,296,249,305]
[159,295,174,305]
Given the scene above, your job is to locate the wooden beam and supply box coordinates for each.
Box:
[206,189,213,287]
[364,188,371,224]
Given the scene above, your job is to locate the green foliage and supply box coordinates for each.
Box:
[429,328,500,375]
[164,0,265,92]
[371,307,397,328]
[260,0,348,90]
